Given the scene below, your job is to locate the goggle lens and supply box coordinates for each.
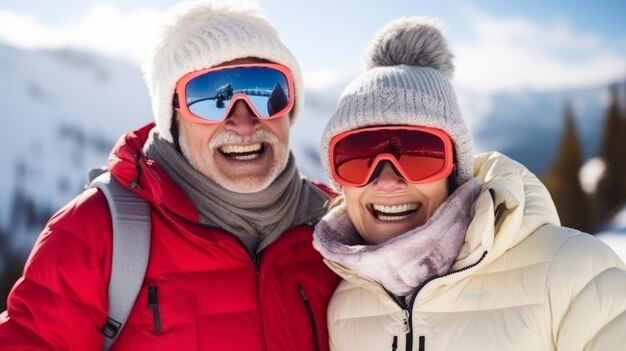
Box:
[177,64,293,123]
[331,127,453,186]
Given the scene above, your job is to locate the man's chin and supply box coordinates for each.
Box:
[210,172,277,193]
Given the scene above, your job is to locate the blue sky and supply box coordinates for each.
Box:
[1,0,625,93]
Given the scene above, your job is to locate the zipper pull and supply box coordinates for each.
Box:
[402,309,411,334]
[147,285,162,333]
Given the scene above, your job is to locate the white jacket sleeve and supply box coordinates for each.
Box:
[547,229,626,350]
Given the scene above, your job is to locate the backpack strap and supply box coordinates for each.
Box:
[89,172,151,350]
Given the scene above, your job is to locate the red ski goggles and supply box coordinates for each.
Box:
[174,63,294,124]
[329,126,455,187]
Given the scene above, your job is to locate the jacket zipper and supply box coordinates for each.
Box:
[297,284,320,351]
[393,307,425,351]
[398,297,414,351]
[129,153,143,189]
[445,251,488,278]
[227,232,262,274]
[402,299,425,351]
[254,253,262,275]
[399,251,488,351]
[147,285,162,333]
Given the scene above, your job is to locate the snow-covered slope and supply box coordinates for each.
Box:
[597,204,626,263]
[0,44,151,251]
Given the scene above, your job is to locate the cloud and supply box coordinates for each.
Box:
[303,67,358,92]
[453,9,626,93]
[0,4,163,65]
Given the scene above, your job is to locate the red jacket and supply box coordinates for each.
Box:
[0,123,341,350]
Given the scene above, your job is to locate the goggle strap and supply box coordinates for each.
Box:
[173,93,180,108]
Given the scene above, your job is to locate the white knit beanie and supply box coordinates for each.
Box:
[320,17,474,188]
[143,0,303,143]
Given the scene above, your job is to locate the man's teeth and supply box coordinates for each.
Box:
[220,143,262,160]
[372,203,419,222]
[220,143,262,154]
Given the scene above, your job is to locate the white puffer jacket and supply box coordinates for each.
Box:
[322,152,626,351]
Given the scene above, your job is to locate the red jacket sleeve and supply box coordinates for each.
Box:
[0,188,113,350]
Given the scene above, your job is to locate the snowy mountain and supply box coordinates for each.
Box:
[0,43,152,253]
[472,86,610,175]
[0,43,621,255]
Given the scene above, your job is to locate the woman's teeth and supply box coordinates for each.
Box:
[219,143,263,160]
[372,203,418,213]
[372,203,419,222]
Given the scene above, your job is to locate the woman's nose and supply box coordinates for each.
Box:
[371,162,407,192]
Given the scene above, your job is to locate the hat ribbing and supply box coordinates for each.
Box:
[143,0,303,143]
[320,17,473,189]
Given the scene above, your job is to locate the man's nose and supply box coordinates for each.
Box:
[371,162,407,192]
[225,100,258,135]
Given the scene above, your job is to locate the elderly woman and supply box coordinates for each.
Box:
[313,17,626,351]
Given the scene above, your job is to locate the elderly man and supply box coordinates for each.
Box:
[0,1,340,350]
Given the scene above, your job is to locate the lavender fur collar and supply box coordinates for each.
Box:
[313,179,481,296]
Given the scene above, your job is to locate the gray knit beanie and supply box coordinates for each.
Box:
[142,0,303,143]
[320,17,473,189]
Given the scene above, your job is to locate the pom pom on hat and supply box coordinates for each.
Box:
[320,17,474,189]
[364,17,454,78]
[143,0,304,143]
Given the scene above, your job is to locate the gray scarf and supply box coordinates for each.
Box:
[313,179,481,296]
[144,129,329,253]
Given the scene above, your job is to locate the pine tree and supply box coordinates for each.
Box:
[594,83,626,224]
[543,102,592,232]
[619,81,626,200]
[0,229,25,311]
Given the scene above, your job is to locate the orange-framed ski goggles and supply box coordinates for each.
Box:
[174,63,294,124]
[329,126,455,187]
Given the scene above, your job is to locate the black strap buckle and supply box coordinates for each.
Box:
[101,316,122,339]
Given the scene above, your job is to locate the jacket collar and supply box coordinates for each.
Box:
[108,123,199,222]
[460,151,560,266]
